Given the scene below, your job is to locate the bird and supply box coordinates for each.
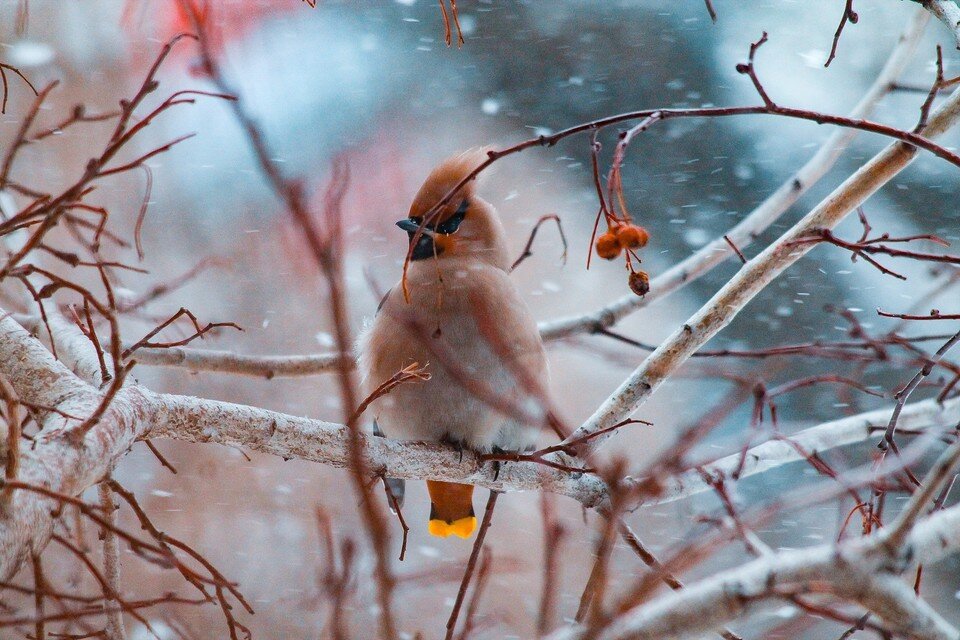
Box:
[357,149,550,539]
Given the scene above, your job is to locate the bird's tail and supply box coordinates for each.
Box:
[426,480,476,538]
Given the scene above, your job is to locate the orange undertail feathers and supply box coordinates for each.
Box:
[426,480,476,539]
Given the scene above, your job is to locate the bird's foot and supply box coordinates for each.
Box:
[439,434,466,464]
[490,445,506,481]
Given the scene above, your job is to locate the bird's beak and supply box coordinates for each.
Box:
[396,219,435,237]
[397,218,442,260]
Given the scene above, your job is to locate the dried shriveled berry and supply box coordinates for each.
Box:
[616,224,649,249]
[629,270,650,296]
[595,232,622,260]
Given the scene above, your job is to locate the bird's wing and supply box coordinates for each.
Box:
[465,266,550,395]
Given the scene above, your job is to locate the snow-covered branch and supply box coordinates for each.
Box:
[0,310,604,580]
[122,344,347,379]
[654,394,960,504]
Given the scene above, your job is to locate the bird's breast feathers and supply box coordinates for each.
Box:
[358,261,548,450]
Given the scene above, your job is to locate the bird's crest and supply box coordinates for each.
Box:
[408,147,490,222]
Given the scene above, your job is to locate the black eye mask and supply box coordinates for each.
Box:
[395,199,469,261]
[434,198,469,235]
[406,199,469,235]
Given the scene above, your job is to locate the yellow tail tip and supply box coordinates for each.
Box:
[428,516,477,539]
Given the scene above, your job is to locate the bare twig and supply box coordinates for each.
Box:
[352,362,430,423]
[455,547,492,640]
[879,329,960,453]
[878,308,960,321]
[445,491,499,640]
[825,0,858,67]
[536,493,564,637]
[0,61,38,114]
[510,214,568,272]
[122,307,242,359]
[704,0,717,22]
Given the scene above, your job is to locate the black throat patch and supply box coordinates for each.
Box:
[401,198,469,261]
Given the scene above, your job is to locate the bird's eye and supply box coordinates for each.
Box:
[435,199,468,235]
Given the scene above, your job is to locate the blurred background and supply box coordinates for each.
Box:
[2,0,959,637]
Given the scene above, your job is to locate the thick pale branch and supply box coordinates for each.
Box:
[122,345,347,379]
[653,395,960,505]
[141,389,608,506]
[551,502,960,640]
[98,481,127,640]
[19,312,109,385]
[141,387,960,514]
[569,79,960,450]
[925,0,960,50]
[0,314,145,581]
[3,310,960,581]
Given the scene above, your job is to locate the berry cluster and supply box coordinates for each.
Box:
[594,223,651,296]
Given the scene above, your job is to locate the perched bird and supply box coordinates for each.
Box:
[358,149,550,539]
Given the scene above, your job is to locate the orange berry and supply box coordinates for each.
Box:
[629,270,650,297]
[616,224,649,249]
[595,232,622,260]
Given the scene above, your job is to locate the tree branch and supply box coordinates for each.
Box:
[97,481,127,640]
[551,502,960,640]
[125,345,349,378]
[924,0,960,50]
[566,72,960,453]
[0,313,139,580]
[653,395,960,505]
[3,310,959,583]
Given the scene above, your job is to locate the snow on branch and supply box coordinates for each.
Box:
[0,313,140,580]
[118,344,348,379]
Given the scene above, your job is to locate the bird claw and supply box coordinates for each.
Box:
[439,434,466,463]
[491,445,505,481]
